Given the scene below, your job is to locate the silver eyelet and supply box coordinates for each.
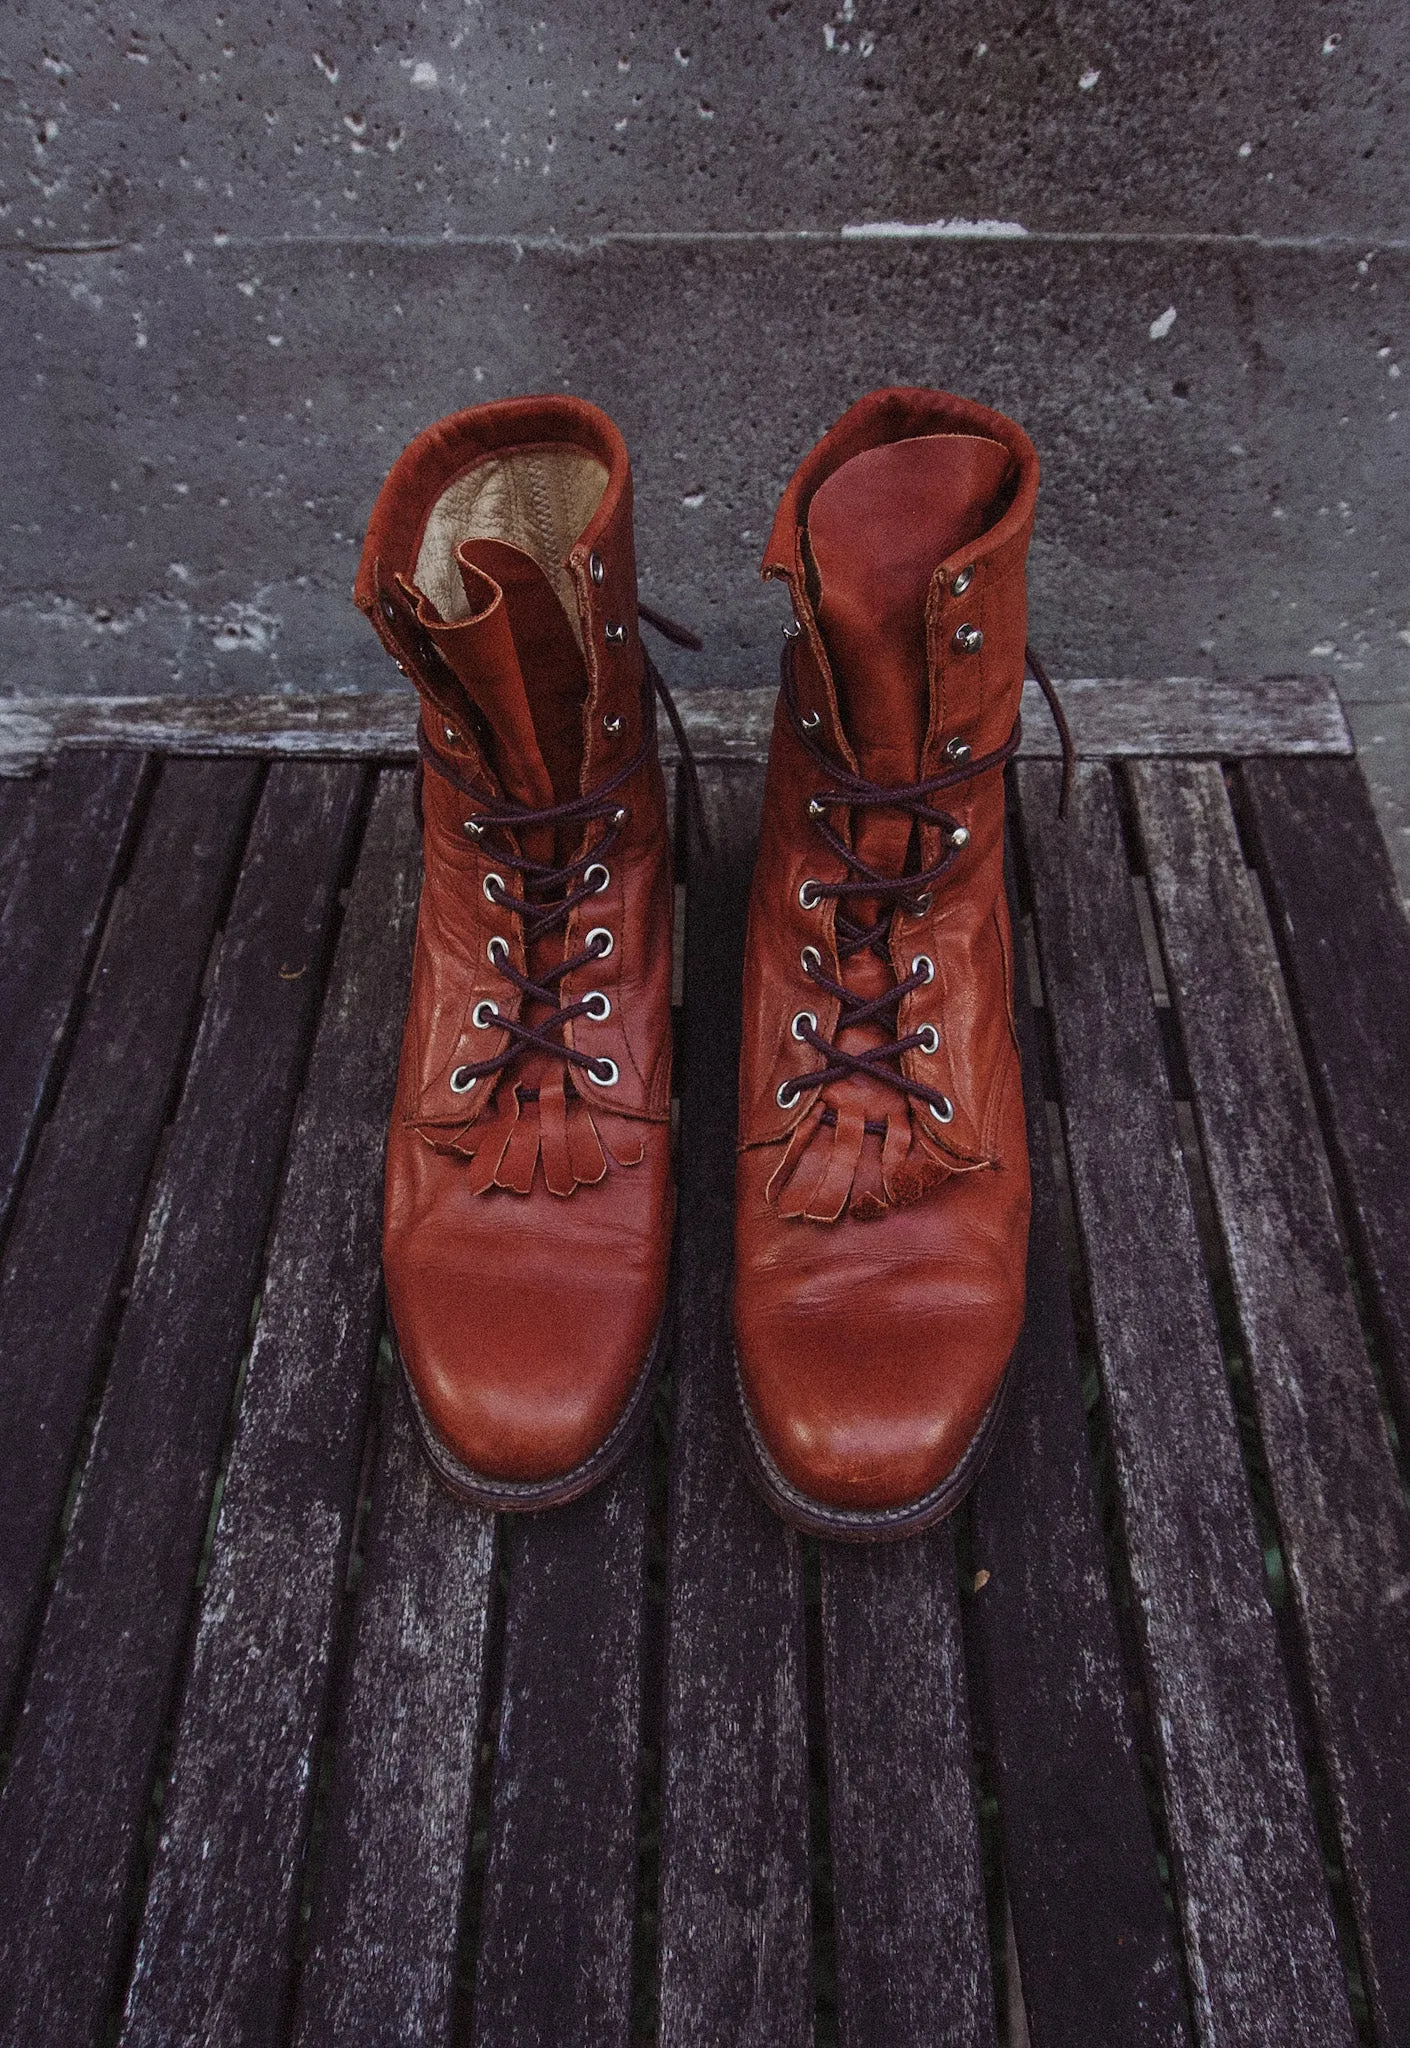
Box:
[798,879,823,910]
[945,735,972,763]
[951,565,975,596]
[777,1077,802,1109]
[586,926,614,959]
[379,594,398,624]
[463,818,485,838]
[929,1095,955,1124]
[807,798,824,818]
[950,825,970,849]
[911,953,935,984]
[953,623,983,655]
[444,725,457,744]
[587,1056,620,1087]
[613,806,628,825]
[800,944,822,977]
[791,1009,817,1041]
[801,709,821,730]
[583,862,611,894]
[472,999,500,1029]
[582,990,611,1021]
[908,890,933,916]
[482,872,504,904]
[916,1024,940,1054]
[449,1066,477,1093]
[487,935,509,967]
[603,713,623,734]
[782,618,802,640]
[605,622,627,645]
[589,550,605,585]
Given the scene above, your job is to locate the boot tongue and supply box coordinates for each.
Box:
[796,432,1015,1184]
[807,432,1015,792]
[455,537,588,812]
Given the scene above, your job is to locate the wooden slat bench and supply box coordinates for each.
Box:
[0,676,1406,2048]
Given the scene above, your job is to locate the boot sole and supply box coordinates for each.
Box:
[394,1311,668,1514]
[733,1353,1010,1543]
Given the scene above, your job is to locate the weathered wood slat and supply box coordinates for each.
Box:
[470,1447,651,2048]
[658,764,813,2048]
[821,1536,997,2048]
[0,759,259,1719]
[964,878,1190,2048]
[0,671,1352,774]
[115,771,422,2047]
[0,763,366,2048]
[1131,759,1410,2046]
[292,1388,497,2048]
[1016,760,1355,2048]
[0,749,148,1239]
[1239,758,1410,1447]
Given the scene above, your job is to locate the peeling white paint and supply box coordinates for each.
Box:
[841,217,1028,240]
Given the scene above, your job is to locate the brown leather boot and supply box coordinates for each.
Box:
[733,387,1041,1539]
[356,396,675,1508]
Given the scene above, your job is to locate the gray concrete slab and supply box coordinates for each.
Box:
[2,2,1407,246]
[2,237,1406,701]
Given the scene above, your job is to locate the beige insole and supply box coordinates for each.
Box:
[414,446,608,651]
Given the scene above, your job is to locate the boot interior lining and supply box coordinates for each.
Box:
[414,446,609,652]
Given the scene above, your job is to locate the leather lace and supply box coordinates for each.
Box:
[415,627,703,1099]
[782,642,1074,1122]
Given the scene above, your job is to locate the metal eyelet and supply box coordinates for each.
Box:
[582,990,611,1021]
[605,622,627,645]
[945,735,972,763]
[911,953,935,984]
[951,565,975,596]
[916,1024,940,1054]
[482,872,504,904]
[603,713,623,734]
[953,623,983,655]
[929,1095,955,1124]
[380,594,398,625]
[807,798,825,818]
[589,550,605,585]
[449,1066,477,1093]
[487,935,509,967]
[798,879,823,910]
[782,618,802,640]
[444,725,458,744]
[800,944,822,977]
[776,1077,802,1110]
[583,862,611,894]
[472,999,500,1029]
[586,926,614,959]
[907,890,933,916]
[463,818,486,838]
[950,825,970,849]
[613,806,628,825]
[587,1056,620,1087]
[801,709,821,730]
[791,1009,817,1041]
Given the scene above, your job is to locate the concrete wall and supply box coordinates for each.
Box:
[2,1,1407,709]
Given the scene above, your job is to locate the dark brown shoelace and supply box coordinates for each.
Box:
[780,641,1074,1122]
[416,624,704,1098]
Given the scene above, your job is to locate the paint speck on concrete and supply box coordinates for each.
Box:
[1149,306,1178,340]
[1322,33,1342,55]
[410,60,439,88]
[681,492,706,510]
[1238,141,1253,158]
[267,334,284,347]
[312,51,339,84]
[1078,68,1101,90]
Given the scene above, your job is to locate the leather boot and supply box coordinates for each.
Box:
[356,396,675,1508]
[733,386,1042,1539]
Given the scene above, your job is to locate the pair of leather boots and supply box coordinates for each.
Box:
[357,385,1054,1541]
